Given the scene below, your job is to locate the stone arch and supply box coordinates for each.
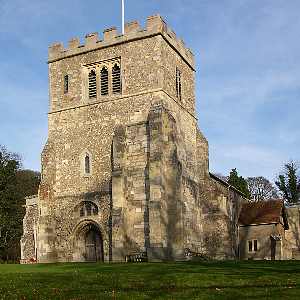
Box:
[72,220,107,262]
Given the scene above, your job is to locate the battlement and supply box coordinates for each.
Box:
[48,15,194,69]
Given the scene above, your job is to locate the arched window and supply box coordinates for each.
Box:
[100,67,109,96]
[112,64,121,94]
[88,69,97,99]
[78,201,98,217]
[176,68,182,101]
[84,153,91,175]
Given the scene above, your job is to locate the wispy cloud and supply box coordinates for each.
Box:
[0,0,299,180]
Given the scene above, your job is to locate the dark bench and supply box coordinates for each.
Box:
[125,252,148,262]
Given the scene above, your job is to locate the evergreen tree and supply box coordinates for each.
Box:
[275,161,300,205]
[228,168,251,198]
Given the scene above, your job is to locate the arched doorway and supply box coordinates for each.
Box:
[74,222,104,262]
[85,224,103,261]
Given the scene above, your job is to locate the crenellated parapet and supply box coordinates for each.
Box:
[48,15,194,68]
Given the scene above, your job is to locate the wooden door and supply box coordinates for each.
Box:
[85,228,103,262]
[85,230,97,261]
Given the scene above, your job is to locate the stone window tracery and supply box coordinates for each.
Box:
[79,201,98,217]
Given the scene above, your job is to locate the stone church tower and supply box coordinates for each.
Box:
[21,15,246,263]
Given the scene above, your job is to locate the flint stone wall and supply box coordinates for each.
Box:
[22,15,246,263]
[286,206,300,259]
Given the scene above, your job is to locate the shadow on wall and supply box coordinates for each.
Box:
[143,110,184,261]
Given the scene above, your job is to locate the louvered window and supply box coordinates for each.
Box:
[88,70,97,99]
[64,75,69,94]
[112,64,121,94]
[176,68,182,101]
[100,67,109,96]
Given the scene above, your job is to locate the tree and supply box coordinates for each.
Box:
[0,146,40,262]
[228,168,251,198]
[275,161,300,205]
[246,176,278,201]
[16,170,40,197]
[0,146,22,261]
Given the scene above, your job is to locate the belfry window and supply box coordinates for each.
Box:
[88,69,97,99]
[100,67,109,96]
[64,75,69,94]
[85,59,121,100]
[112,64,121,94]
[84,153,91,175]
[176,68,182,101]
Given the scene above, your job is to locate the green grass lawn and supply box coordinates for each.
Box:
[0,261,299,300]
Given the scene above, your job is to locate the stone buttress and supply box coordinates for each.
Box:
[21,15,247,263]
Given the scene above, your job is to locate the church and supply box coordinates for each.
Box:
[20,15,299,263]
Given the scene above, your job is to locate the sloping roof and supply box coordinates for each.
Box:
[238,199,289,229]
[209,172,248,198]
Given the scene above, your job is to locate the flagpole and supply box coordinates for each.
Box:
[122,0,125,34]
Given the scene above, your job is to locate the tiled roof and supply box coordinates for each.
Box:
[238,200,288,228]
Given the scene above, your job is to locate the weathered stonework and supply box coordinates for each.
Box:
[20,196,38,263]
[21,15,248,263]
[286,205,300,259]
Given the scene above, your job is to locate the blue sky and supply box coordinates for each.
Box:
[0,0,299,182]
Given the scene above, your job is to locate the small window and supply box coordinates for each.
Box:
[100,67,109,96]
[84,153,91,175]
[112,64,121,94]
[253,240,258,252]
[248,240,252,252]
[64,75,69,94]
[176,68,182,101]
[248,240,258,252]
[88,70,97,99]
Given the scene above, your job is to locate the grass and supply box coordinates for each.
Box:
[0,261,299,299]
